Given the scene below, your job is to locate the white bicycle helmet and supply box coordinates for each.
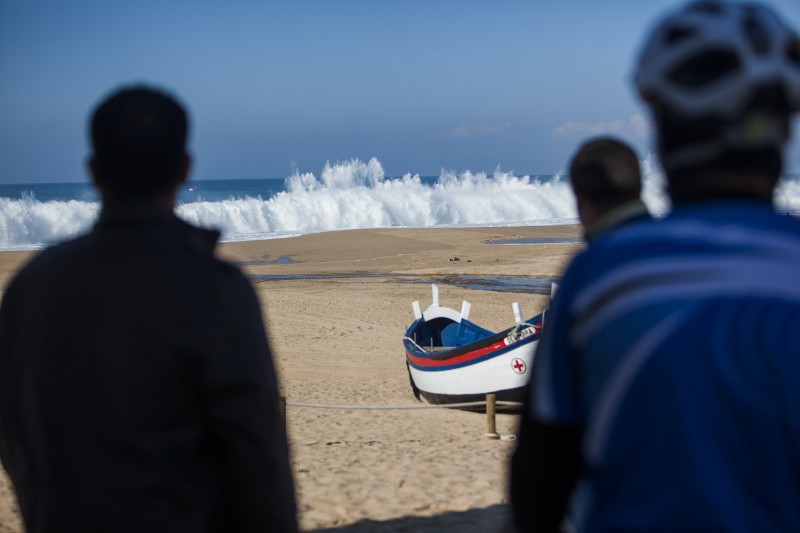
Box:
[635,1,800,168]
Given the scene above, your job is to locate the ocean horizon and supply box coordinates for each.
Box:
[2,156,799,251]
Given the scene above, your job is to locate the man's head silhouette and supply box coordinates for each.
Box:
[89,86,190,201]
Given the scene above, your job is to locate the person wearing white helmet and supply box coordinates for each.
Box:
[510,2,800,531]
[636,0,800,200]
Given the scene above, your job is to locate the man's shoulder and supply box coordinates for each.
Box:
[11,235,92,281]
[563,221,653,282]
[589,201,800,251]
[564,202,800,291]
[168,237,256,302]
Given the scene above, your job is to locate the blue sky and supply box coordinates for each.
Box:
[2,0,799,183]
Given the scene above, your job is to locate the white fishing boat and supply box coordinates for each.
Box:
[403,285,543,404]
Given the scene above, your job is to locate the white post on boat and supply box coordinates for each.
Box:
[460,301,471,321]
[412,300,422,320]
[543,282,559,328]
[431,284,439,307]
[486,394,499,439]
[512,302,522,324]
[457,300,472,338]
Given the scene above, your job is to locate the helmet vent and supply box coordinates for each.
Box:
[742,14,771,55]
[687,1,725,16]
[668,49,741,88]
[787,38,800,68]
[665,26,696,45]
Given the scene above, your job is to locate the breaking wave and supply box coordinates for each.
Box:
[177,158,580,242]
[0,193,100,250]
[1,156,797,250]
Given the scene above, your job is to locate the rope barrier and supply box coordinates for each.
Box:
[284,400,523,410]
[282,396,522,440]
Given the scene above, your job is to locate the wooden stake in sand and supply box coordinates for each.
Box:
[485,393,500,439]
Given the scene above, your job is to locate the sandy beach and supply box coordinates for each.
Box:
[0,224,582,532]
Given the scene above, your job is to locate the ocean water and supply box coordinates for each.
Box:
[1,156,799,251]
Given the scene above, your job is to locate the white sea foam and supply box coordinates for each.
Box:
[2,156,798,250]
[0,194,100,250]
[775,177,800,214]
[175,159,580,242]
[640,153,670,216]
[179,156,676,238]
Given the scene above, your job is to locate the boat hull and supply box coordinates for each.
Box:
[412,386,528,407]
[405,320,539,405]
[403,284,544,405]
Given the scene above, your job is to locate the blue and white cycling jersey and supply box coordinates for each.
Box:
[530,199,800,532]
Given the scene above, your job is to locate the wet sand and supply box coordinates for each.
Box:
[0,225,582,532]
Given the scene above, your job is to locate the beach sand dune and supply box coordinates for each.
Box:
[0,225,580,532]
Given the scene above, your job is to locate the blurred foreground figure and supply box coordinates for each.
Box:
[511,2,800,531]
[0,86,297,532]
[568,137,650,242]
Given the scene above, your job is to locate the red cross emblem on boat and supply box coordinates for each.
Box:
[511,358,526,374]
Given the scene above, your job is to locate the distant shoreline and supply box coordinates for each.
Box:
[0,220,583,253]
[0,224,583,290]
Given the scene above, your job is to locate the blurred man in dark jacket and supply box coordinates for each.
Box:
[0,85,298,533]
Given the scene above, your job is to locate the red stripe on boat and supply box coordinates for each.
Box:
[406,339,518,368]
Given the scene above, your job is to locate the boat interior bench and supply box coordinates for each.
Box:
[440,322,490,344]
